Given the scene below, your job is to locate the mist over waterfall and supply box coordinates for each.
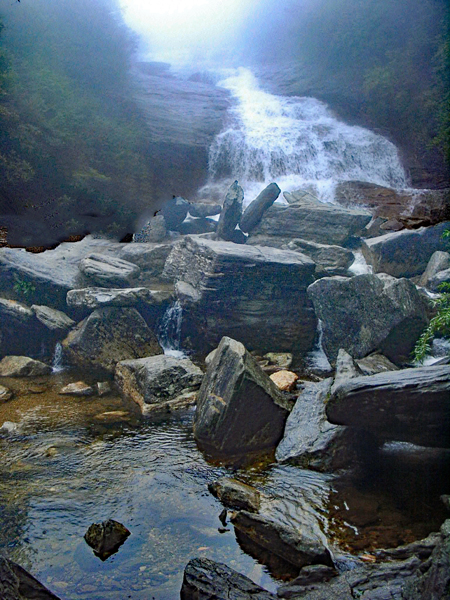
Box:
[201,67,408,204]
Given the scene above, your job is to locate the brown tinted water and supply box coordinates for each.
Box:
[0,370,449,599]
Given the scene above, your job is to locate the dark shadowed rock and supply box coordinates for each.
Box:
[178,217,217,235]
[0,555,61,600]
[62,307,162,373]
[133,214,167,242]
[180,557,275,600]
[208,477,261,512]
[248,193,371,246]
[115,355,203,415]
[307,273,429,364]
[216,181,244,241]
[240,183,281,233]
[275,378,361,471]
[419,251,450,292]
[79,253,141,287]
[194,337,292,459]
[161,196,189,230]
[327,365,450,448]
[277,565,338,598]
[84,519,130,561]
[0,356,51,377]
[231,511,333,570]
[361,221,450,278]
[162,236,316,357]
[0,298,43,357]
[356,353,400,376]
[189,203,222,218]
[286,238,354,276]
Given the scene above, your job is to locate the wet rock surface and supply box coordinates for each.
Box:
[194,337,292,459]
[0,555,61,600]
[208,477,261,513]
[216,181,244,241]
[327,364,450,448]
[180,557,275,600]
[307,273,429,364]
[240,183,281,233]
[84,519,131,561]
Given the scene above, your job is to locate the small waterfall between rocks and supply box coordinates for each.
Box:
[201,67,407,204]
[51,342,64,373]
[158,301,186,358]
[306,320,332,374]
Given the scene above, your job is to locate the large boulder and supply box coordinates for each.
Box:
[31,305,75,333]
[161,196,189,230]
[194,337,292,459]
[326,364,450,448]
[216,181,244,241]
[0,298,43,356]
[248,193,371,247]
[133,214,167,243]
[0,555,61,600]
[117,242,174,280]
[162,236,317,357]
[180,558,275,600]
[78,253,140,287]
[285,238,354,276]
[115,355,203,415]
[0,356,51,377]
[307,273,429,364]
[239,183,281,233]
[418,251,450,292]
[208,477,261,513]
[62,307,162,373]
[361,221,450,278]
[188,203,221,218]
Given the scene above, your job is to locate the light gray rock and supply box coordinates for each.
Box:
[356,353,400,376]
[239,183,281,233]
[0,555,62,600]
[216,181,244,241]
[307,273,429,365]
[62,307,162,373]
[66,287,162,310]
[427,268,450,292]
[115,354,203,414]
[286,238,354,276]
[118,242,174,278]
[133,214,167,242]
[327,364,450,448]
[208,477,261,513]
[263,352,293,369]
[361,221,450,278]
[163,236,317,357]
[0,298,34,324]
[0,356,51,377]
[59,381,94,397]
[0,385,13,402]
[275,378,358,471]
[331,349,363,393]
[180,557,275,600]
[194,337,292,459]
[188,203,221,218]
[419,251,450,290]
[231,511,333,570]
[248,193,371,246]
[79,253,140,287]
[31,305,75,332]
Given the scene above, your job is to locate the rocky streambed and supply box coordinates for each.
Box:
[0,181,449,599]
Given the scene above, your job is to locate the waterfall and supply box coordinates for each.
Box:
[201,67,407,205]
[306,320,332,374]
[158,301,186,359]
[348,251,373,276]
[52,342,65,373]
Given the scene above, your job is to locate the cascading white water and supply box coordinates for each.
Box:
[52,342,64,373]
[202,67,407,205]
[158,301,186,359]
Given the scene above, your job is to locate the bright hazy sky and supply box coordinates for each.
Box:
[119,0,257,63]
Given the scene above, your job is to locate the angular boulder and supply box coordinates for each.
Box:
[356,353,400,376]
[31,305,75,333]
[59,381,94,397]
[62,307,162,373]
[180,557,275,600]
[188,203,221,218]
[133,214,167,243]
[0,298,43,357]
[419,251,450,292]
[239,182,281,233]
[79,253,140,287]
[66,287,162,310]
[194,337,292,459]
[216,181,244,241]
[0,555,61,600]
[231,511,333,570]
[163,236,317,357]
[117,242,174,279]
[286,238,354,276]
[84,519,130,561]
[0,356,51,377]
[361,221,450,278]
[161,196,189,230]
[307,273,429,364]
[248,193,371,246]
[115,354,203,415]
[327,364,450,448]
[208,477,261,513]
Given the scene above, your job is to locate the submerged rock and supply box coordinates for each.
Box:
[307,273,429,365]
[62,307,162,373]
[0,356,51,377]
[0,555,62,599]
[180,557,275,600]
[84,519,130,561]
[327,364,450,448]
[208,477,261,513]
[115,354,203,415]
[59,381,94,397]
[239,182,281,233]
[194,337,292,459]
[216,181,244,241]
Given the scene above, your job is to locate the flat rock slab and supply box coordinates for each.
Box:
[180,557,275,600]
[0,555,61,600]
[327,365,450,448]
[59,381,94,397]
[31,305,75,332]
[66,287,163,310]
[194,337,292,459]
[62,307,162,373]
[163,236,317,356]
[285,238,354,276]
[79,253,140,287]
[0,356,51,377]
[115,355,203,414]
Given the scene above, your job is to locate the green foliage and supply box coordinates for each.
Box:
[413,229,450,363]
[12,274,36,298]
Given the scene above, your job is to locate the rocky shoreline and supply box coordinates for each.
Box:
[0,181,449,598]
